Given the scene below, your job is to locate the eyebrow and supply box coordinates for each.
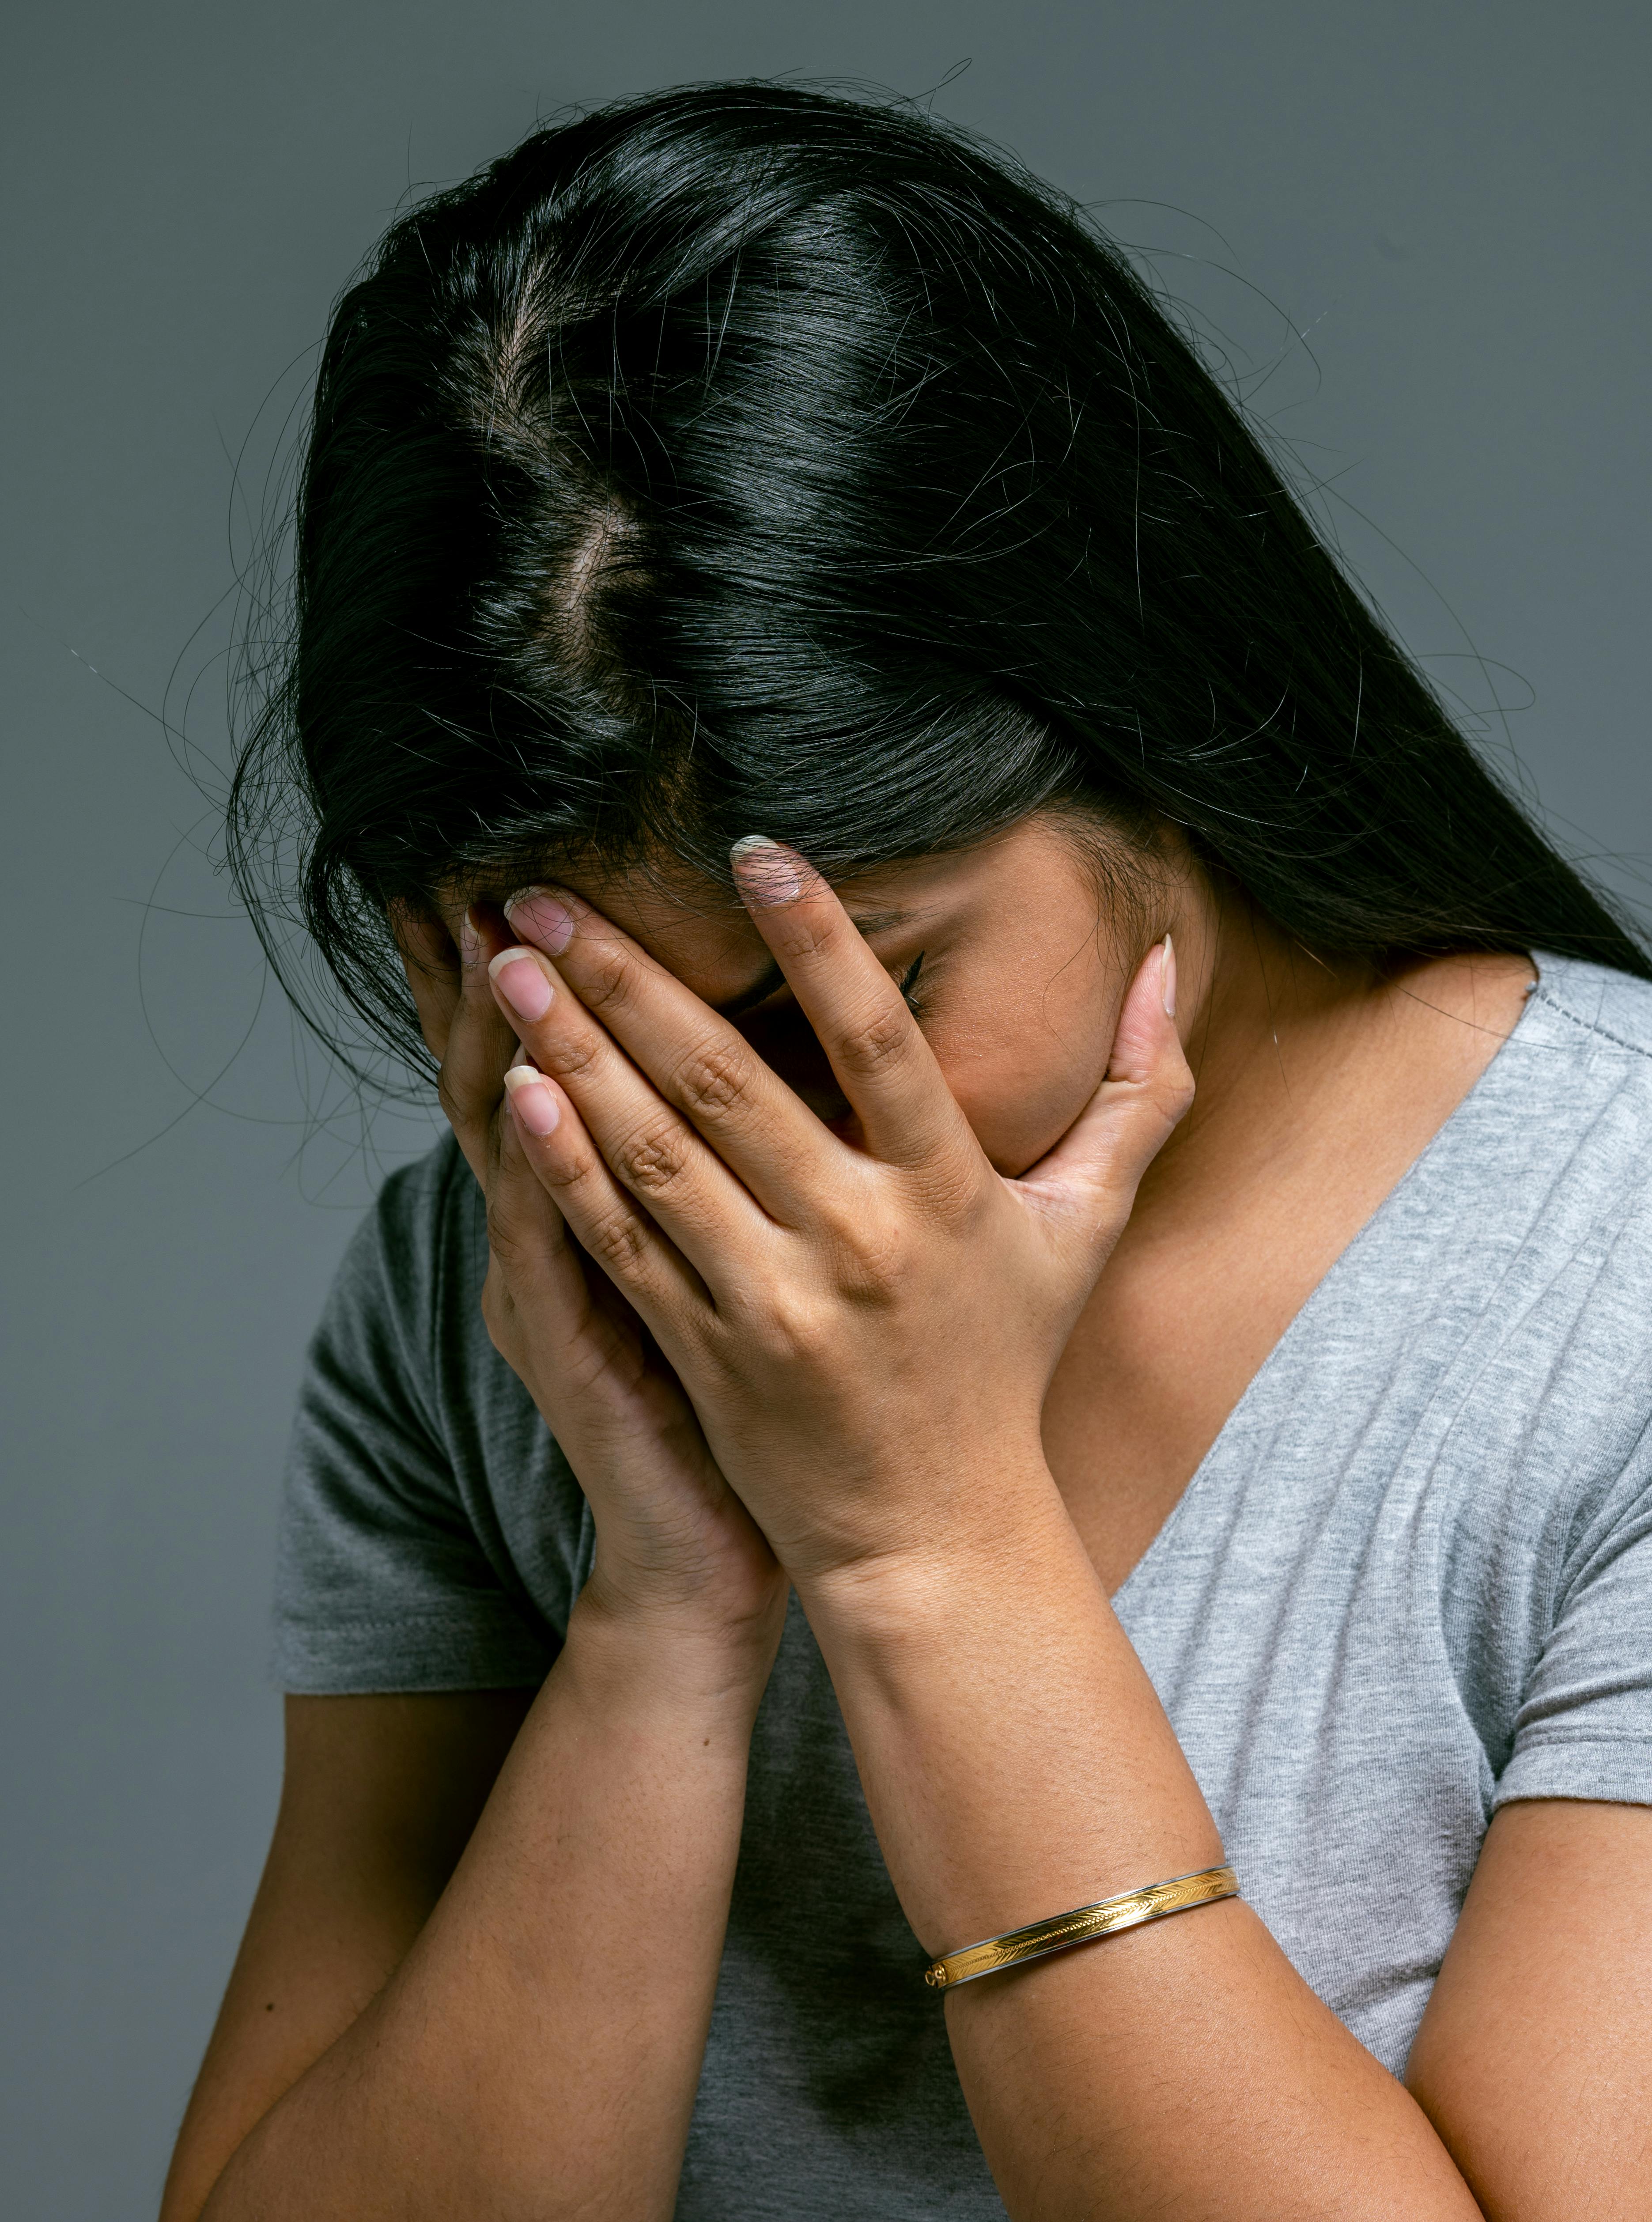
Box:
[711,906,913,1017]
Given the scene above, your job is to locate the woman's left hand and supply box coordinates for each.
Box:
[488,841,1193,1590]
[485,850,1512,2222]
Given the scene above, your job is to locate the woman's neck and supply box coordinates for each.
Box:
[1136,891,1534,1243]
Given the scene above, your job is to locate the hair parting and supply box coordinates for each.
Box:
[226,79,1648,1085]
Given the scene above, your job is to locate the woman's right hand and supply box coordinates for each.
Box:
[395,901,787,1663]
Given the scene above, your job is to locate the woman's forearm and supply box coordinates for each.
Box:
[798,1476,1482,2222]
[199,1593,770,2222]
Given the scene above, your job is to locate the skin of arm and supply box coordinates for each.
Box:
[175,1604,771,2222]
[161,1689,533,2222]
[163,911,788,2221]
[1407,1796,1652,2222]
[478,837,1652,2220]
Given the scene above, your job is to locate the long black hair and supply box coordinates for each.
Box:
[227,79,1649,1079]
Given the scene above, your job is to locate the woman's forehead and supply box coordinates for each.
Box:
[449,819,1075,996]
[569,868,929,1009]
[471,853,935,1013]
[580,871,774,998]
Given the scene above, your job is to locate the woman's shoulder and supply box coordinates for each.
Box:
[1425,959,1652,1597]
[1444,956,1652,1384]
[278,1125,566,1692]
[302,1133,492,1411]
[367,1126,477,1236]
[344,1130,484,1304]
[1458,954,1652,1230]
[1527,952,1652,1067]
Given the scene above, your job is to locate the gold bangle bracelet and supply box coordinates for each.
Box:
[923,1863,1239,1991]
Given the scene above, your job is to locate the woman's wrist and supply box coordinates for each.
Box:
[789,1464,1220,1953]
[790,1450,1076,1654]
[567,1560,786,1717]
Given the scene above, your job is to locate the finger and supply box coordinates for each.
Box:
[483,1076,590,1342]
[504,885,837,1220]
[484,1071,657,1401]
[1014,934,1195,1252]
[435,906,523,1176]
[499,1060,713,1339]
[728,838,975,1174]
[490,940,787,1281]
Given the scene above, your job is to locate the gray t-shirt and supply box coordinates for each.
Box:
[274,953,1652,2218]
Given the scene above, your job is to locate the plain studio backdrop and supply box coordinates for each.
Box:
[4,2,1648,2212]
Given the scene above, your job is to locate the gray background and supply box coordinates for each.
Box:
[4,2,1648,2213]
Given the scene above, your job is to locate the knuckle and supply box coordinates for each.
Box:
[614,1116,689,1198]
[528,1132,600,1204]
[771,912,837,967]
[916,1147,985,1225]
[837,1223,910,1304]
[576,945,634,1015]
[484,1191,528,1269]
[1163,1069,1197,1124]
[585,1202,650,1277]
[537,1030,600,1085]
[436,1065,482,1130]
[759,1285,832,1361]
[802,1193,909,1303]
[672,1037,754,1122]
[836,1000,913,1076]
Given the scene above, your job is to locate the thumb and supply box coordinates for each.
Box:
[1013,934,1195,1248]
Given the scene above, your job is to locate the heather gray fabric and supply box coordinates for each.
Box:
[274,953,1652,2218]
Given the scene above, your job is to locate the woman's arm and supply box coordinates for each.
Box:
[479,856,1652,2219]
[161,1689,533,2220]
[800,1521,1481,2219]
[801,1558,1652,2219]
[165,904,789,2218]
[1407,1796,1652,2220]
[166,1599,771,2222]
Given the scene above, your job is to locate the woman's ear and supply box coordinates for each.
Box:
[389,897,462,1060]
[388,896,456,971]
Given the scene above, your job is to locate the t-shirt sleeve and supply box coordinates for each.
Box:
[1494,1427,1652,1809]
[272,1149,559,1694]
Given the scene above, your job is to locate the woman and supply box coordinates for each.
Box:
[164,83,1652,2220]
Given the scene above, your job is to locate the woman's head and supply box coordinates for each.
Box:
[230,80,1646,1082]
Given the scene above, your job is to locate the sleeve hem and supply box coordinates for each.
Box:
[273,1609,556,1694]
[1493,1736,1652,1810]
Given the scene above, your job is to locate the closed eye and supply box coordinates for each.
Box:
[723,949,928,1026]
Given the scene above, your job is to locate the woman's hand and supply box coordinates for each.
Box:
[485,843,1193,1592]
[402,869,1501,2222]
[393,903,786,1656]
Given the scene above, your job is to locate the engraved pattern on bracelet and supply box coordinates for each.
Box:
[923,1864,1239,1989]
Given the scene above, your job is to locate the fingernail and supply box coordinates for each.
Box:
[504,886,575,954]
[458,908,484,967]
[489,947,555,1022]
[1161,933,1177,1021]
[503,1064,561,1136]
[730,835,802,908]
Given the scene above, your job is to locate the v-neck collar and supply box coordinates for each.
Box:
[1108,953,1563,1615]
